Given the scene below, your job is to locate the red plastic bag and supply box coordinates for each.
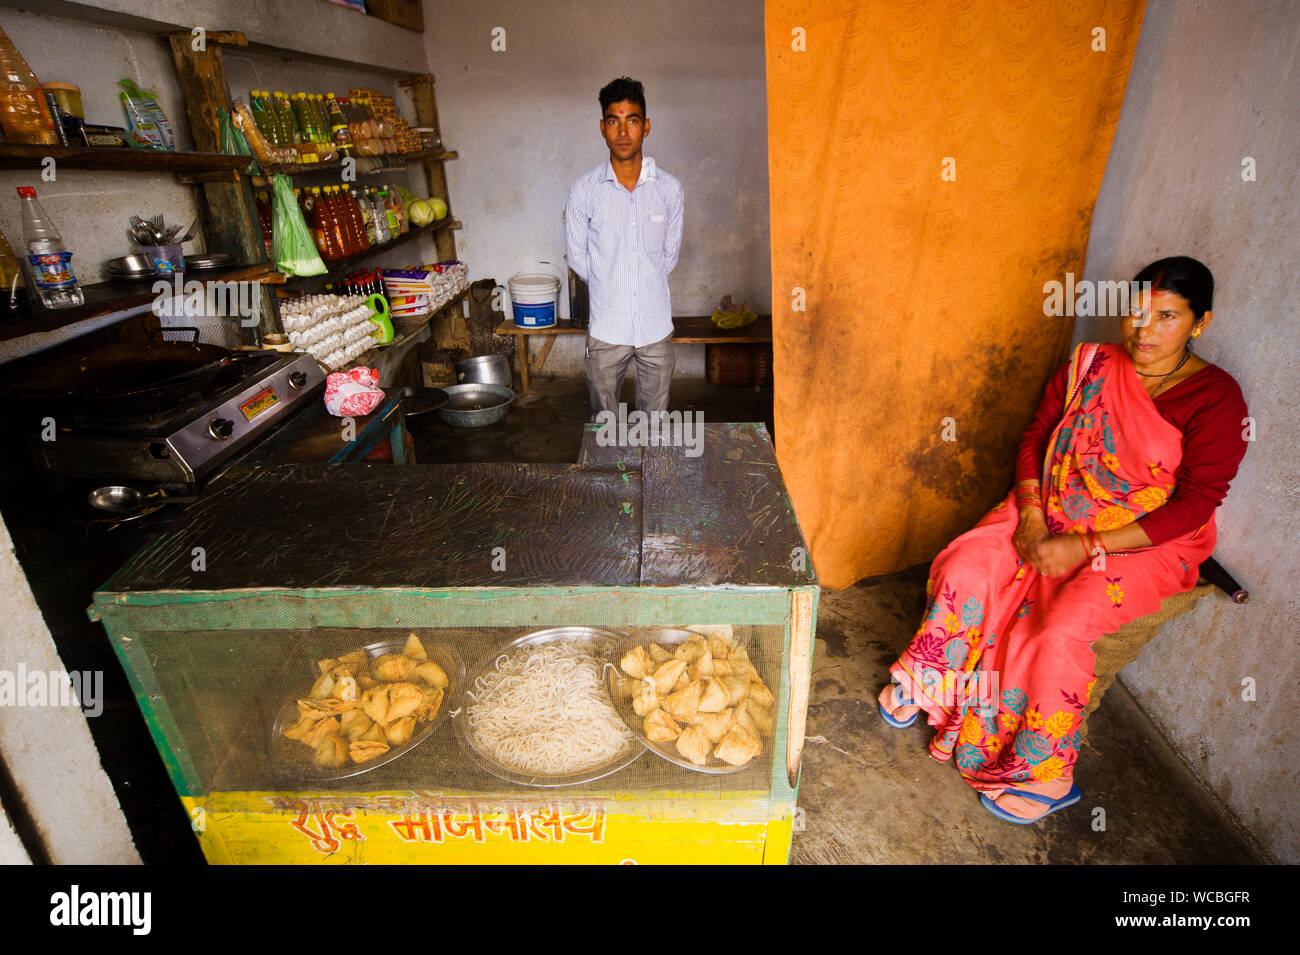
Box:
[323,366,385,417]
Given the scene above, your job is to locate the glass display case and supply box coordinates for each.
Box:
[91,423,819,863]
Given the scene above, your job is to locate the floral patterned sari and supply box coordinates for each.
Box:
[890,343,1215,790]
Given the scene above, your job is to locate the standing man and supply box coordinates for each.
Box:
[565,77,684,419]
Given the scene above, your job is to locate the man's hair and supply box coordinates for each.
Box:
[599,77,646,116]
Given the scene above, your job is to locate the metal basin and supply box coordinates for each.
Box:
[436,383,514,428]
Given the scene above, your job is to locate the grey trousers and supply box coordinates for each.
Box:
[586,333,676,417]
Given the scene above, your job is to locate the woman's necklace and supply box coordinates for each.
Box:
[1135,344,1192,398]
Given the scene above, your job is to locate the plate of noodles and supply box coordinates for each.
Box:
[455,627,646,787]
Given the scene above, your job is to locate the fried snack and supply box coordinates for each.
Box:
[675,638,709,663]
[644,708,682,743]
[385,716,416,746]
[413,661,448,689]
[312,734,348,768]
[360,685,391,724]
[384,682,424,723]
[692,708,734,744]
[722,674,752,707]
[744,698,774,738]
[298,697,354,718]
[620,645,652,680]
[359,721,387,744]
[337,649,369,670]
[705,632,734,659]
[651,658,687,695]
[688,647,714,681]
[715,725,761,766]
[683,624,735,645]
[300,716,341,748]
[698,677,730,714]
[612,674,638,699]
[663,680,702,722]
[333,675,359,702]
[317,657,337,675]
[403,633,428,661]
[282,715,318,741]
[374,654,418,682]
[308,671,336,701]
[349,740,390,764]
[734,702,761,740]
[339,708,374,741]
[632,679,658,717]
[413,687,444,722]
[647,643,673,665]
[712,659,734,677]
[747,680,775,709]
[676,724,711,766]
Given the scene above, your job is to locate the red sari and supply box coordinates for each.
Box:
[890,343,1216,790]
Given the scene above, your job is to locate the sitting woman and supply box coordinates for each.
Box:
[878,256,1249,823]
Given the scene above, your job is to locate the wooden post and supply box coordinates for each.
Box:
[398,74,457,262]
[787,589,815,788]
[167,31,275,336]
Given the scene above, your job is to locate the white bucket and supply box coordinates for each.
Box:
[509,268,560,328]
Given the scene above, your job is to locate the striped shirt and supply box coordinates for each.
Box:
[564,156,684,347]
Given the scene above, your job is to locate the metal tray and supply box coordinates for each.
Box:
[270,635,464,781]
[454,627,644,788]
[608,626,771,775]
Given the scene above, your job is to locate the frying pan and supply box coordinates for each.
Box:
[3,328,243,411]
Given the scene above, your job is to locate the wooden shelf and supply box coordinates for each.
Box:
[259,149,458,180]
[0,263,280,344]
[281,218,462,287]
[0,144,254,174]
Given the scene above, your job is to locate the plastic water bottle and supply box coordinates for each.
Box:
[17,186,83,309]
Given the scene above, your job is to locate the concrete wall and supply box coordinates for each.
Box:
[0,518,140,863]
[1075,0,1299,863]
[424,0,771,378]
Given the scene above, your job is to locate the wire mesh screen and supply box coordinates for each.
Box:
[136,621,785,800]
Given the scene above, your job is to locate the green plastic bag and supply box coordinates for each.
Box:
[270,174,326,276]
[217,107,259,176]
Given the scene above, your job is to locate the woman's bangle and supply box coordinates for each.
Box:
[1087,530,1106,556]
[1015,481,1043,509]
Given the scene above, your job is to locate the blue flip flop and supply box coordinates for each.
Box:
[980,782,1082,824]
[878,683,919,728]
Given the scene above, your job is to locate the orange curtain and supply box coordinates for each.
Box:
[766,0,1145,588]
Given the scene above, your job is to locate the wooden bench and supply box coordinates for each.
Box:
[494,314,773,393]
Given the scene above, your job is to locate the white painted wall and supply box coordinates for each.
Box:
[424,0,771,377]
[1075,0,1299,863]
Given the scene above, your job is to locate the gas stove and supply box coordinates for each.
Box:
[26,351,326,488]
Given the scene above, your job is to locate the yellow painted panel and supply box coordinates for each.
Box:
[183,794,793,865]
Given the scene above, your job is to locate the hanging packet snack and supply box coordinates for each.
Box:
[119,79,176,150]
[270,173,326,276]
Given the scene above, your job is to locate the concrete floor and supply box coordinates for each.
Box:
[413,375,1265,865]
